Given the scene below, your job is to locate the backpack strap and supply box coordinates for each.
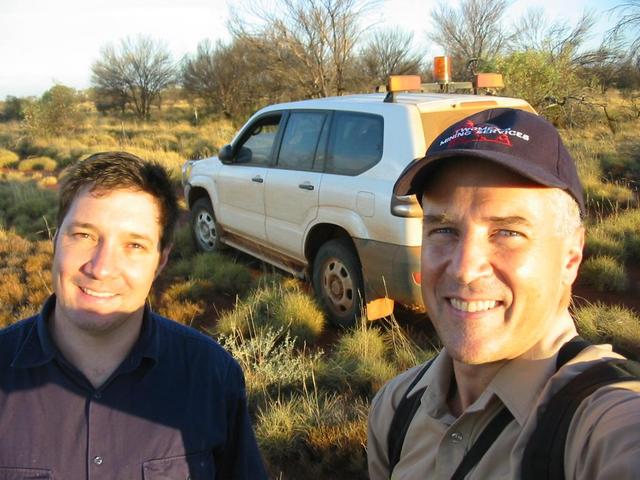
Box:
[522,340,640,480]
[449,407,514,480]
[386,358,517,480]
[387,358,434,477]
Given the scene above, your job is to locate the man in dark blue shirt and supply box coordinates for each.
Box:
[0,152,267,479]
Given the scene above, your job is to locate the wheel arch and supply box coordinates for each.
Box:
[186,186,211,210]
[305,223,360,275]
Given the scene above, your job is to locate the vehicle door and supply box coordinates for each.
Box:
[265,110,329,259]
[216,113,283,242]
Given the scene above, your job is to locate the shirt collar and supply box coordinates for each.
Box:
[410,320,579,425]
[11,295,160,370]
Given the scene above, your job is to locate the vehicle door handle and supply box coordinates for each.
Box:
[298,183,314,191]
[252,176,264,183]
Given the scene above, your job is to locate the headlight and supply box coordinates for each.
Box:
[181,160,194,187]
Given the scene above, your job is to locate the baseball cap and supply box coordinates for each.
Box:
[393,108,585,215]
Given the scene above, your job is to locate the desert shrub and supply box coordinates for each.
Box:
[0,180,57,239]
[17,156,57,172]
[582,178,635,214]
[586,209,640,262]
[22,85,86,137]
[0,148,19,167]
[216,279,323,345]
[170,224,197,260]
[0,229,52,326]
[256,391,368,478]
[272,290,325,344]
[320,325,396,395]
[156,299,203,326]
[573,302,640,359]
[218,326,322,395]
[579,255,628,292]
[191,252,253,295]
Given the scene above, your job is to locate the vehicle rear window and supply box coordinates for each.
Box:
[277,111,327,171]
[326,112,383,175]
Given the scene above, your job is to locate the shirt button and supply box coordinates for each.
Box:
[93,456,104,465]
[94,392,102,399]
[450,432,464,443]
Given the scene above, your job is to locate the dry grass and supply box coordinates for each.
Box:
[573,302,640,359]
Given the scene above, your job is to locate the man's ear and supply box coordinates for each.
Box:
[155,245,172,279]
[562,226,585,286]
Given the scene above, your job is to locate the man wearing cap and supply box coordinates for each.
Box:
[367,108,640,479]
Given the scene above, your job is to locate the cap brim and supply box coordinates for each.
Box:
[393,149,572,198]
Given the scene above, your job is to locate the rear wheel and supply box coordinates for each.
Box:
[191,198,224,252]
[312,239,364,327]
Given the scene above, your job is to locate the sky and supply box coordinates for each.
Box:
[0,0,628,98]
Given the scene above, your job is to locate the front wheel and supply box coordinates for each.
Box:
[312,239,364,327]
[191,198,224,252]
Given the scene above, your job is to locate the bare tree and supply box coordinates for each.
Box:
[92,36,176,120]
[359,28,424,86]
[230,0,378,98]
[608,1,640,62]
[428,0,509,79]
[181,38,283,120]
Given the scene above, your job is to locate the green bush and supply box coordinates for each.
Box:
[191,252,253,295]
[217,279,324,345]
[0,148,19,167]
[0,180,58,239]
[218,326,322,395]
[579,255,628,292]
[573,302,640,359]
[586,209,640,262]
[17,156,57,172]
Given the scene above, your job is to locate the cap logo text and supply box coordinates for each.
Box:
[439,120,530,148]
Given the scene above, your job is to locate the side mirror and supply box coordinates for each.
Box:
[218,144,233,164]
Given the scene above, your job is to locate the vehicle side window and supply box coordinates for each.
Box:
[276,112,326,171]
[326,112,383,175]
[235,115,282,165]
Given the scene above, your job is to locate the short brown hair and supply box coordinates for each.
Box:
[57,151,178,251]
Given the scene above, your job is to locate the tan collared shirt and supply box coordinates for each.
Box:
[367,325,640,479]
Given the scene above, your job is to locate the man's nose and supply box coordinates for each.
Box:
[448,233,493,285]
[83,241,118,279]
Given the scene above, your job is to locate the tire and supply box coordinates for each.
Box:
[312,238,364,327]
[191,198,224,252]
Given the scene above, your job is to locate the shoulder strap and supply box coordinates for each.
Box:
[522,339,640,480]
[450,407,515,480]
[387,358,517,480]
[387,358,434,477]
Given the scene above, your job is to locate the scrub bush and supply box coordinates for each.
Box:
[0,148,18,167]
[579,255,628,292]
[573,302,640,359]
[17,156,57,172]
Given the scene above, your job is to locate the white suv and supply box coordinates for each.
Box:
[182,81,533,325]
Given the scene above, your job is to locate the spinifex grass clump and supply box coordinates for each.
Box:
[0,148,19,167]
[0,228,52,327]
[573,302,640,360]
[586,209,640,262]
[216,277,325,346]
[579,255,629,292]
[0,180,57,240]
[17,156,57,172]
[191,252,254,296]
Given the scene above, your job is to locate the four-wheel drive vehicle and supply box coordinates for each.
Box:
[182,78,534,326]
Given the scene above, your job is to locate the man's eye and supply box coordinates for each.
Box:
[428,227,455,236]
[73,232,92,240]
[497,230,522,238]
[129,243,145,250]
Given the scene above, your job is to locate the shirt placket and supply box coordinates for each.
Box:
[86,389,112,480]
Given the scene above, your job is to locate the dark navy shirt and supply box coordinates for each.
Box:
[0,296,267,479]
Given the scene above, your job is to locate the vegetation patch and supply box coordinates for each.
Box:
[0,148,19,167]
[579,255,629,292]
[17,156,58,172]
[573,302,640,359]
